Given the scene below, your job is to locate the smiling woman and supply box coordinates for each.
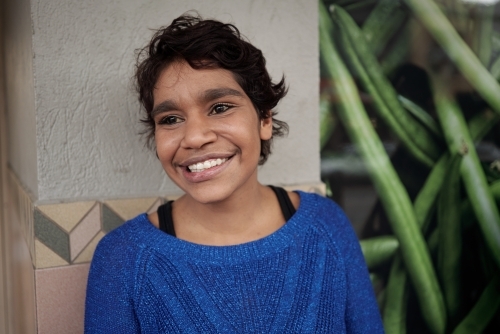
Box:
[84,13,383,334]
[152,61,272,207]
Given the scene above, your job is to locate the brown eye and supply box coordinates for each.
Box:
[159,115,182,125]
[210,104,231,115]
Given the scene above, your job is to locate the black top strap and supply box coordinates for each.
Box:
[157,186,296,237]
[268,185,296,221]
[158,201,176,237]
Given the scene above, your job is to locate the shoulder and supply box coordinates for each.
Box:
[85,214,152,332]
[297,191,350,231]
[297,192,360,254]
[96,214,146,249]
[91,214,153,271]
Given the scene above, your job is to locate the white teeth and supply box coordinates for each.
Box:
[188,158,228,172]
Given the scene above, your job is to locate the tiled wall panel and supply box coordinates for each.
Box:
[34,197,164,268]
[35,264,90,334]
[5,170,37,334]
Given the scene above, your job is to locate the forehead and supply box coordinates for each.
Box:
[153,61,243,100]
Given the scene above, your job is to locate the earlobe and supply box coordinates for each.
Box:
[260,116,273,140]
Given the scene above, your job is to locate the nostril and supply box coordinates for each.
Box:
[181,123,217,149]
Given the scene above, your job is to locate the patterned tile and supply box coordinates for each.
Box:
[35,240,69,269]
[69,203,101,261]
[101,204,125,233]
[35,264,90,334]
[104,197,158,221]
[73,232,105,264]
[34,209,70,263]
[38,201,96,233]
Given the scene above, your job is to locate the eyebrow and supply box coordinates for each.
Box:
[152,99,183,118]
[151,87,244,118]
[201,87,244,102]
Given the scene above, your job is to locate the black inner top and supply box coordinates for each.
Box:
[157,186,296,237]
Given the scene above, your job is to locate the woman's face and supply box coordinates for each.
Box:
[152,61,272,204]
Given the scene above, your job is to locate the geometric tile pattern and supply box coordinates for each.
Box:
[37,201,96,233]
[8,168,325,269]
[104,197,159,221]
[69,204,101,261]
[101,204,125,233]
[73,232,105,264]
[33,197,167,268]
[34,209,71,263]
[35,239,69,269]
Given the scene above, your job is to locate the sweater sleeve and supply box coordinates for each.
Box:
[323,198,385,333]
[84,229,142,333]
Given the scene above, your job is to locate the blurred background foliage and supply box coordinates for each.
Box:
[319,0,500,333]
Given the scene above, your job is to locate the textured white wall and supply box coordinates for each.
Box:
[4,0,39,198]
[31,0,320,202]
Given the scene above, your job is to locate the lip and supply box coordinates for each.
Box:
[177,153,235,168]
[180,155,233,183]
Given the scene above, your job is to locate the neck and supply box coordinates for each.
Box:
[174,182,283,245]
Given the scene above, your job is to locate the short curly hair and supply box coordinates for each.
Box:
[135,13,288,164]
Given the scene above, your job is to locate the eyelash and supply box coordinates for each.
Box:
[210,103,233,115]
[156,103,234,125]
[157,115,182,125]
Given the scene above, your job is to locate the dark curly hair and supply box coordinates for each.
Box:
[135,13,288,164]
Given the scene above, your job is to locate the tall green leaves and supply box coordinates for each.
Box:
[320,3,446,333]
[404,0,500,115]
[433,80,500,269]
[320,0,500,332]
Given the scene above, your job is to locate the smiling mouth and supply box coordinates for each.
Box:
[187,157,230,173]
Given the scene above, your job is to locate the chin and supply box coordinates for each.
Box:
[185,186,233,205]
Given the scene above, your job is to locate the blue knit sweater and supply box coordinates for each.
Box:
[85,192,384,333]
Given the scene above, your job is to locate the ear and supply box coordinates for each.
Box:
[259,115,273,140]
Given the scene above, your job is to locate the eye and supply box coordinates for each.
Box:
[210,103,232,115]
[158,115,183,125]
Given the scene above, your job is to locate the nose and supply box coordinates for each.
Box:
[180,115,217,149]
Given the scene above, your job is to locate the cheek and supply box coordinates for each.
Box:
[155,132,176,162]
[226,118,262,147]
[241,122,265,160]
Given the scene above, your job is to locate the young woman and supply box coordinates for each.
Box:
[85,14,384,333]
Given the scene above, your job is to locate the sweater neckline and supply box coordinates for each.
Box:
[128,191,315,263]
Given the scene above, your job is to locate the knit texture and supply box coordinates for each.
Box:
[85,192,384,333]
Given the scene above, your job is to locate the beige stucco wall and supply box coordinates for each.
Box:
[28,0,320,202]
